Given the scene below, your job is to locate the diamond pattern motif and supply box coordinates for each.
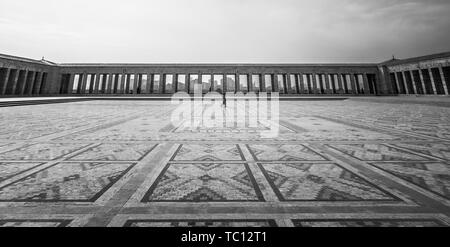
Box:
[259,163,396,201]
[142,163,263,202]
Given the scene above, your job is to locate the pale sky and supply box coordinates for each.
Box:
[1,0,450,63]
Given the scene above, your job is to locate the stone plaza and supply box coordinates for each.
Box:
[0,97,449,227]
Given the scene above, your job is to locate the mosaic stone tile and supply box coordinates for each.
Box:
[328,144,429,161]
[247,144,327,161]
[0,219,72,227]
[69,143,157,161]
[393,143,450,160]
[292,219,447,227]
[171,144,244,161]
[0,162,43,182]
[371,162,450,199]
[0,143,89,160]
[0,162,135,202]
[124,220,277,227]
[259,163,397,201]
[142,163,264,202]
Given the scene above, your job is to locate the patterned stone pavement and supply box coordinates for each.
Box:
[0,99,449,227]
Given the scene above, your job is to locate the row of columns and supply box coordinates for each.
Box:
[390,65,449,95]
[65,72,377,95]
[0,67,47,96]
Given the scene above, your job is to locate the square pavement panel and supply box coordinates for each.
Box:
[327,144,430,161]
[247,144,328,161]
[0,143,90,160]
[141,163,264,202]
[291,219,448,227]
[0,219,72,227]
[0,162,135,202]
[124,219,277,227]
[370,162,450,200]
[0,162,43,182]
[258,163,398,201]
[171,144,245,161]
[69,143,157,161]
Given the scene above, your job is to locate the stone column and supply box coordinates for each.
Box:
[418,69,428,94]
[19,70,30,95]
[173,74,178,93]
[33,72,44,95]
[89,74,96,94]
[409,71,418,94]
[197,73,202,94]
[401,72,409,94]
[428,68,437,95]
[117,73,124,94]
[124,74,129,93]
[260,74,266,92]
[147,73,152,94]
[439,66,449,95]
[305,74,311,93]
[337,74,344,94]
[363,73,370,94]
[104,74,113,94]
[350,74,358,94]
[329,74,336,94]
[286,74,292,94]
[0,68,11,95]
[393,72,401,94]
[133,73,138,94]
[8,69,20,95]
[26,71,36,95]
[248,73,253,92]
[298,74,305,94]
[185,74,190,93]
[79,73,87,94]
[310,74,317,94]
[159,73,165,94]
[272,74,279,92]
[67,73,75,94]
[294,74,300,94]
[324,74,331,94]
[100,74,106,93]
[235,73,240,92]
[94,74,100,94]
[222,74,227,93]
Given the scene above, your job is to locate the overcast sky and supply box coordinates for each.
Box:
[1,0,450,63]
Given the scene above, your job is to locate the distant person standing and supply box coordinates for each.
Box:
[222,91,227,108]
[217,89,226,108]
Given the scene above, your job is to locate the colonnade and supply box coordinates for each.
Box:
[0,67,48,96]
[389,65,450,95]
[61,71,378,95]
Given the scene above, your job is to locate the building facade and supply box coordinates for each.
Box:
[1,52,449,97]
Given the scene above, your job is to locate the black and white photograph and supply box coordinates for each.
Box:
[0,0,449,242]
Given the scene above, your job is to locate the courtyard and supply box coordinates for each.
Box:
[0,97,449,227]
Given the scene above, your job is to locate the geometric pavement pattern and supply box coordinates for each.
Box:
[0,99,449,227]
[259,163,397,201]
[370,162,450,200]
[171,144,244,161]
[69,143,157,161]
[0,162,135,202]
[247,144,327,161]
[141,163,263,202]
